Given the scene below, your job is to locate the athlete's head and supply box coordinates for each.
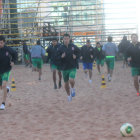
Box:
[52,37,58,46]
[96,42,101,48]
[0,35,5,48]
[86,39,91,47]
[131,33,138,44]
[37,40,41,45]
[108,36,112,42]
[63,33,70,46]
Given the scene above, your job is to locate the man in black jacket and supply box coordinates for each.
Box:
[118,36,130,68]
[0,35,17,110]
[46,38,62,89]
[95,42,105,74]
[57,34,80,102]
[80,39,95,83]
[126,33,140,96]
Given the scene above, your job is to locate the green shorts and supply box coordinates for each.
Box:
[24,54,30,61]
[105,57,115,70]
[131,67,140,76]
[32,58,43,69]
[0,71,11,86]
[51,64,60,71]
[62,68,76,82]
[96,59,104,66]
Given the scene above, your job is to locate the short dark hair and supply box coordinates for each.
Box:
[96,42,100,45]
[86,39,90,43]
[123,36,127,40]
[0,35,5,42]
[37,40,41,45]
[131,33,138,39]
[63,33,70,38]
[108,36,112,42]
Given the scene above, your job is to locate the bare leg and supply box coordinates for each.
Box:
[58,71,62,88]
[110,69,113,77]
[53,70,57,89]
[2,81,7,103]
[97,64,100,73]
[89,70,92,80]
[53,70,56,85]
[133,76,139,93]
[38,68,42,80]
[69,78,75,88]
[64,81,70,96]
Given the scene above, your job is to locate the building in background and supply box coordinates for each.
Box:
[0,0,138,48]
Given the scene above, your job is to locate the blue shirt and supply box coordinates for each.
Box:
[30,45,45,58]
[102,42,118,56]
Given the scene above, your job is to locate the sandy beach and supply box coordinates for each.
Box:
[0,61,140,140]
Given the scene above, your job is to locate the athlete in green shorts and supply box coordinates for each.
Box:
[46,38,62,89]
[30,40,45,80]
[0,35,17,110]
[95,42,105,74]
[58,34,80,102]
[126,34,140,96]
[102,36,118,81]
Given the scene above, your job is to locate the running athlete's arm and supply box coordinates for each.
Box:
[7,47,17,63]
[74,46,80,59]
[80,46,84,59]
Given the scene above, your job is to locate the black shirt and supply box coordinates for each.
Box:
[23,44,29,54]
[57,43,80,70]
[80,45,95,63]
[118,39,130,54]
[126,42,140,67]
[46,43,61,66]
[0,46,17,74]
[94,46,105,60]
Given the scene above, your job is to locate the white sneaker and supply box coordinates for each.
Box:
[0,104,5,110]
[107,74,111,81]
[89,79,92,83]
[7,86,11,97]
[68,95,72,102]
[109,76,111,81]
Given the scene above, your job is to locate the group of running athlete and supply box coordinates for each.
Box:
[0,33,140,109]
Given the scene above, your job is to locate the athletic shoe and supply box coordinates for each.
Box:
[107,74,111,82]
[7,86,10,93]
[0,104,5,110]
[7,86,11,97]
[137,93,140,96]
[71,89,76,97]
[89,79,92,83]
[68,95,72,102]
